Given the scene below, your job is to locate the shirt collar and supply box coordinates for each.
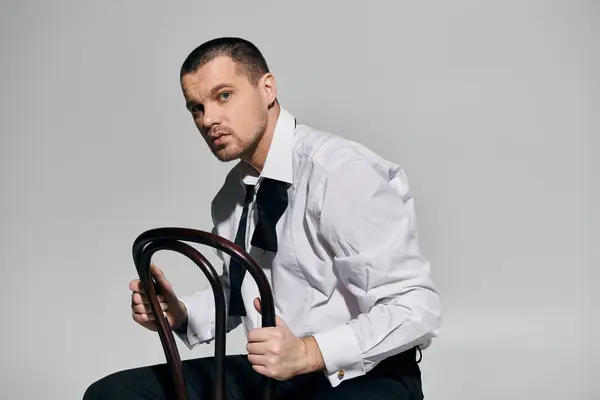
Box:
[241,107,296,187]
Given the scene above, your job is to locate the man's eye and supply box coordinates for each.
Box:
[218,92,231,101]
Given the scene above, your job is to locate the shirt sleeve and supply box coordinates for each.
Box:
[173,227,242,349]
[310,157,442,387]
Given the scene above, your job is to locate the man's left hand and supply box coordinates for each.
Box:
[247,297,323,380]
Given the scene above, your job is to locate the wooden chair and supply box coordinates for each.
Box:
[132,227,276,400]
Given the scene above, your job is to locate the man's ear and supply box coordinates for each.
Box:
[261,73,277,108]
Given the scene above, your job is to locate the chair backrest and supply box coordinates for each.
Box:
[132,227,276,400]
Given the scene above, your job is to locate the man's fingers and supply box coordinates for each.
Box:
[132,309,168,322]
[246,341,270,355]
[129,279,166,300]
[132,302,169,315]
[131,292,146,305]
[247,327,279,343]
[247,353,271,367]
[131,314,159,332]
[131,292,165,305]
[131,262,173,295]
[129,279,144,294]
[254,297,261,314]
[130,263,174,333]
[253,297,285,327]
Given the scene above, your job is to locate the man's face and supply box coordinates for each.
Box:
[181,56,270,162]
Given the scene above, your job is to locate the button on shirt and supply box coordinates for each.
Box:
[175,107,441,387]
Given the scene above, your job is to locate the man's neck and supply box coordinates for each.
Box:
[243,104,281,173]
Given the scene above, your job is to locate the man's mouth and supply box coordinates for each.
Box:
[210,132,228,146]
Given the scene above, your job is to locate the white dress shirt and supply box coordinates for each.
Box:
[176,107,441,387]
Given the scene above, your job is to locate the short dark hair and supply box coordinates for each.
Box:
[180,37,270,85]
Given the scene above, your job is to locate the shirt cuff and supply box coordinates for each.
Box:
[312,323,365,387]
[174,294,216,349]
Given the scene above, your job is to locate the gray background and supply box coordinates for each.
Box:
[1,1,598,399]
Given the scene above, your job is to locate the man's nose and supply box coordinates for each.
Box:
[202,106,221,128]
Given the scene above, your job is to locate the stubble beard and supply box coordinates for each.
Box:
[212,109,268,162]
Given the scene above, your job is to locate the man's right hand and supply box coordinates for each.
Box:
[130,262,188,332]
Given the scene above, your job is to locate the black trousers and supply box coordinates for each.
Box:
[83,347,423,399]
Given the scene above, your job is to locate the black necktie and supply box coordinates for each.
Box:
[228,178,290,317]
[228,183,255,317]
[251,178,290,252]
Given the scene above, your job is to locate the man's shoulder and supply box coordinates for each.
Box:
[292,123,400,178]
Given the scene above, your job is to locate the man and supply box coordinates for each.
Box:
[84,37,441,399]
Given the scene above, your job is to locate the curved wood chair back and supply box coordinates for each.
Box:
[132,227,275,400]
